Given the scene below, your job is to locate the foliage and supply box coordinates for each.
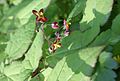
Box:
[0,0,120,81]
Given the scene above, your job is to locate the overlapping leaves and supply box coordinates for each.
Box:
[0,0,51,81]
[0,0,119,81]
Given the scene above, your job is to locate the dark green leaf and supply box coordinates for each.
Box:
[110,14,120,44]
[91,52,117,81]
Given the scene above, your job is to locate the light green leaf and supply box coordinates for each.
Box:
[0,30,43,81]
[9,0,22,6]
[5,22,35,61]
[0,0,32,33]
[0,0,51,33]
[30,67,52,81]
[1,61,31,81]
[0,52,7,63]
[47,46,104,81]
[0,75,10,81]
[80,0,113,27]
[23,31,44,70]
[16,0,51,25]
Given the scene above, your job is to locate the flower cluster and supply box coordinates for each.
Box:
[32,8,70,53]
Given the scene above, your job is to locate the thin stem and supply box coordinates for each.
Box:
[40,24,51,46]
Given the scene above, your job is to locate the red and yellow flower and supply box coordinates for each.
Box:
[63,19,70,36]
[32,8,47,23]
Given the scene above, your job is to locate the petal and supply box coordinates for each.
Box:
[63,19,69,30]
[63,19,66,26]
[64,31,70,36]
[49,47,55,53]
[39,9,44,14]
[38,17,47,23]
[55,32,61,40]
[51,22,59,29]
[39,9,44,17]
[65,24,69,31]
[36,16,40,21]
[32,10,39,17]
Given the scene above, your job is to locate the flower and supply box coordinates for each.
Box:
[64,30,70,36]
[51,22,59,29]
[49,38,62,53]
[32,8,47,23]
[55,32,61,40]
[63,19,70,36]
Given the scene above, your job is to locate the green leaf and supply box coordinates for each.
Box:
[99,52,118,69]
[113,41,120,56]
[55,0,75,18]
[67,0,86,21]
[5,22,35,61]
[0,75,10,81]
[111,14,120,35]
[3,62,25,81]
[23,31,44,70]
[0,0,32,33]
[117,0,120,13]
[110,14,120,44]
[56,25,99,54]
[91,52,117,81]
[0,30,43,81]
[92,68,116,81]
[0,0,51,33]
[15,0,51,25]
[9,0,22,6]
[47,25,100,67]
[0,52,7,63]
[0,34,8,63]
[4,0,51,61]
[47,46,105,81]
[90,29,111,46]
[1,61,31,81]
[30,67,52,81]
[80,0,113,30]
